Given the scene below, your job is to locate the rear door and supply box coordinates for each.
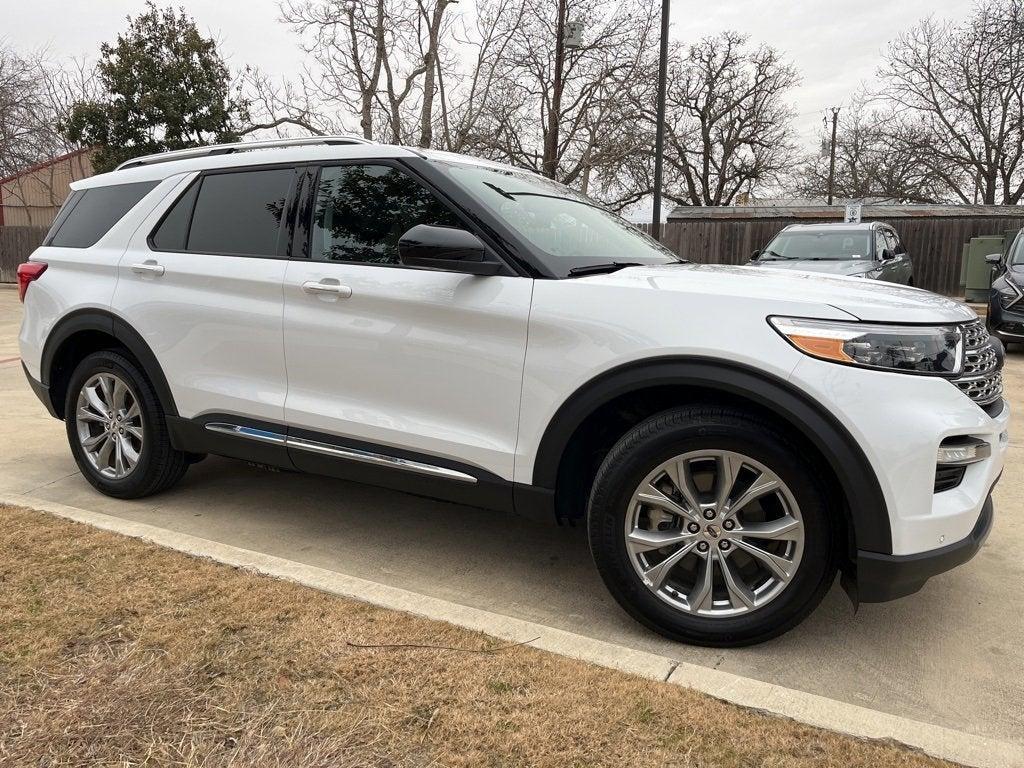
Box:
[281,160,531,495]
[112,166,296,423]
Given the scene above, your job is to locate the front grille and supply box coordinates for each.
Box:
[963,320,990,349]
[952,319,1004,407]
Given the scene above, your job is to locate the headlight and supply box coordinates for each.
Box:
[769,317,963,376]
[994,275,1023,309]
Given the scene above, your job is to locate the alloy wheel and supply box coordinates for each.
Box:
[74,372,144,479]
[625,449,804,617]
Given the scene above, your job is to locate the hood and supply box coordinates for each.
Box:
[750,258,875,277]
[583,263,975,324]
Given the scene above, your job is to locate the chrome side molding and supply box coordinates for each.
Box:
[205,422,287,444]
[203,422,477,484]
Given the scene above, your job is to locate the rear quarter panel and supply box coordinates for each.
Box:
[18,178,186,381]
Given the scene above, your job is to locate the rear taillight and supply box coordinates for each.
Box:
[17,262,47,302]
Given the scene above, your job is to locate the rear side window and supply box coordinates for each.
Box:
[184,168,293,256]
[150,180,200,251]
[47,181,158,248]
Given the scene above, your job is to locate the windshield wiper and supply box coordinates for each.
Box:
[566,261,643,277]
[760,249,795,260]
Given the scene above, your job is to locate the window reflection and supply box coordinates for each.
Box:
[312,165,459,264]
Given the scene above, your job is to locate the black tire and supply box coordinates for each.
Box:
[587,405,837,647]
[65,350,189,499]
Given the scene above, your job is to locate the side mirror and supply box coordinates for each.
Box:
[880,247,894,261]
[751,249,761,260]
[398,225,500,276]
[985,253,1003,265]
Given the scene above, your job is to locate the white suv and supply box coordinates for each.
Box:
[17,137,1009,646]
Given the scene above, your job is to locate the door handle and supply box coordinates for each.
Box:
[301,280,352,298]
[131,260,165,276]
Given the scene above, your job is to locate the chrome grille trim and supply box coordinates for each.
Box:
[952,320,1003,407]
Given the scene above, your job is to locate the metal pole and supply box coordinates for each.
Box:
[651,0,670,240]
[544,0,567,179]
[827,106,840,206]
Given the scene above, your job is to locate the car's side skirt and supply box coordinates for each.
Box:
[165,414,554,521]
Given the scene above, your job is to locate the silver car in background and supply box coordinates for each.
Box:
[749,222,914,285]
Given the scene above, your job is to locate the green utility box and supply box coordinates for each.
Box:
[962,235,1005,302]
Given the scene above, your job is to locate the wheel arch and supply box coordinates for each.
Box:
[40,309,178,420]
[532,357,892,556]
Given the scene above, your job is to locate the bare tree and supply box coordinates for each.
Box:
[880,0,1024,204]
[640,32,800,207]
[0,44,67,177]
[0,42,98,223]
[456,0,659,208]
[280,0,456,146]
[795,98,955,203]
[236,66,339,137]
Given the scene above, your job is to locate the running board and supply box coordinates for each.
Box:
[203,423,477,484]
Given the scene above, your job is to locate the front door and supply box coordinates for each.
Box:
[883,228,913,284]
[281,162,532,496]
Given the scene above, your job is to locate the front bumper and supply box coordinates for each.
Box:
[855,490,995,602]
[987,298,1024,344]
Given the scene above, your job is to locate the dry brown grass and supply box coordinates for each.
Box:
[0,504,952,768]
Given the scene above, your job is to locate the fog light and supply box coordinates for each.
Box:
[936,439,991,466]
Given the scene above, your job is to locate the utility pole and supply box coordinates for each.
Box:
[543,0,567,179]
[651,0,670,240]
[827,106,840,206]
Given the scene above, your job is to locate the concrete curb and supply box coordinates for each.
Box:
[4,493,1021,768]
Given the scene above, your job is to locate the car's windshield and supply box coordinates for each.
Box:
[762,231,871,261]
[1010,232,1024,265]
[435,160,681,276]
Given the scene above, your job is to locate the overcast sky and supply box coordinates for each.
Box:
[7,0,966,148]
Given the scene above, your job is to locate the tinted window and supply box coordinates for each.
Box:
[1010,232,1024,266]
[187,169,293,256]
[311,164,460,264]
[875,230,888,257]
[883,229,902,253]
[48,181,158,248]
[151,180,200,251]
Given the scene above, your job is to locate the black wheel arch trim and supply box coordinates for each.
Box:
[532,356,893,555]
[39,308,178,419]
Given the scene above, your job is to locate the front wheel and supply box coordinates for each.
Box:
[587,406,837,647]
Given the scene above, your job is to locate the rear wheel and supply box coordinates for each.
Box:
[65,351,189,499]
[588,406,837,646]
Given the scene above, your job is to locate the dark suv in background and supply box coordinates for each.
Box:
[750,222,914,285]
[987,230,1024,348]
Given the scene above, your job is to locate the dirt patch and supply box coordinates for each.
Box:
[0,504,952,767]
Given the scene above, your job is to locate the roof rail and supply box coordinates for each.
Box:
[114,134,374,171]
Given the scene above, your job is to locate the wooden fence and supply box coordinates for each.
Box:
[4,210,1023,296]
[643,207,1024,296]
[0,226,47,282]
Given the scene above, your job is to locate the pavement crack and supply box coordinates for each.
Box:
[21,471,81,495]
[663,662,678,682]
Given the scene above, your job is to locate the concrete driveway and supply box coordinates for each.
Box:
[1,285,1021,748]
